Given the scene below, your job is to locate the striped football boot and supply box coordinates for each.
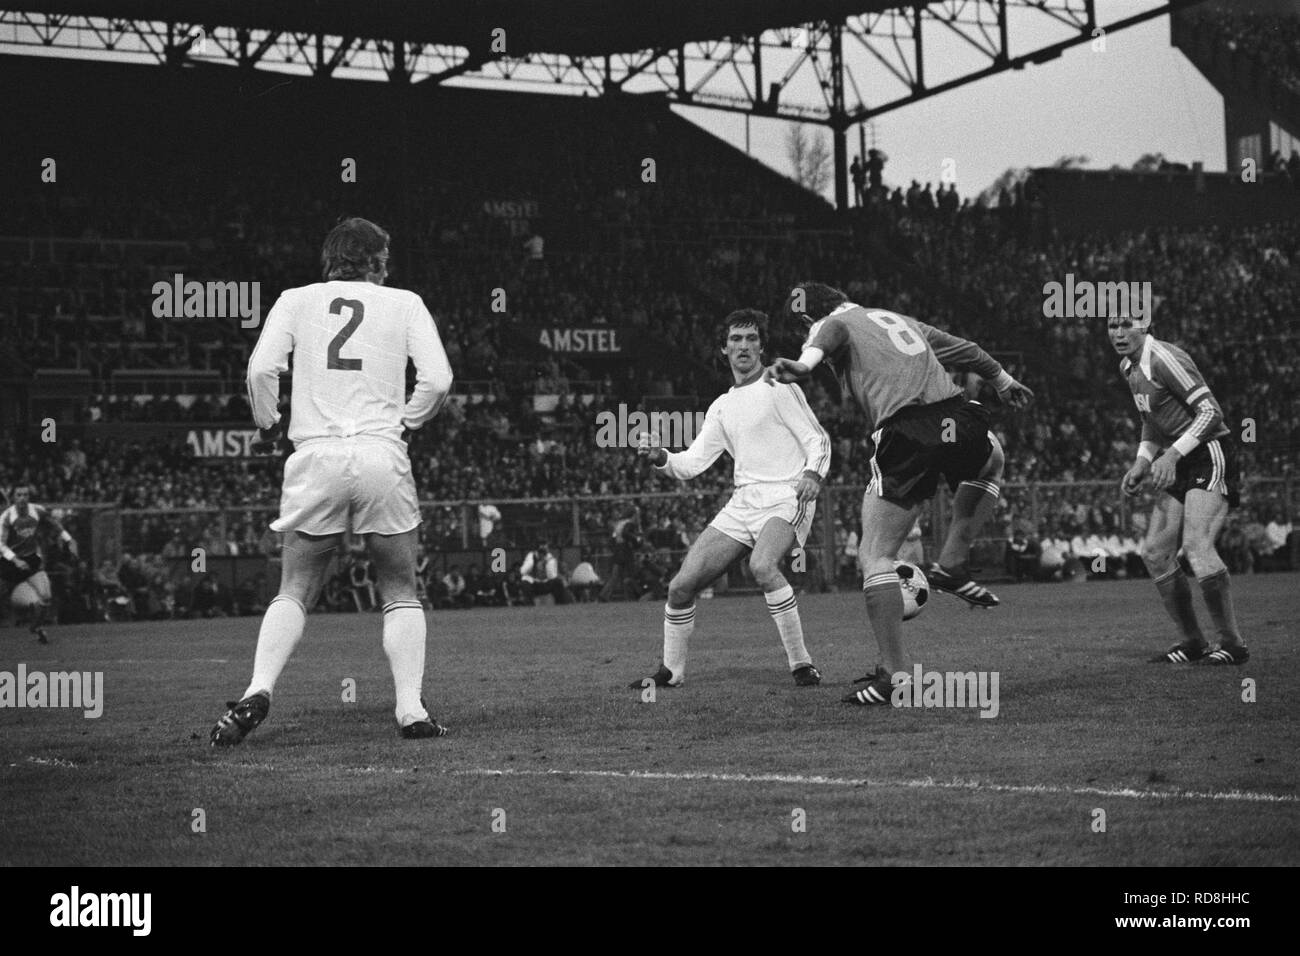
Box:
[927,563,1000,608]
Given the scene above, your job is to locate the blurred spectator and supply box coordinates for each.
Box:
[442,564,472,608]
[520,543,573,605]
[347,553,377,612]
[477,502,502,547]
[850,155,866,207]
[1006,524,1042,581]
[1264,512,1293,569]
[189,572,230,618]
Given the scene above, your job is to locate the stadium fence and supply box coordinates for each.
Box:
[26,477,1295,620]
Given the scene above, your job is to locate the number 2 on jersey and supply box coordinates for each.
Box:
[867,309,926,356]
[327,298,364,370]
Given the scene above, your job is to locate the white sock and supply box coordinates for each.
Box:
[765,584,810,669]
[244,595,307,699]
[662,604,695,684]
[383,601,428,724]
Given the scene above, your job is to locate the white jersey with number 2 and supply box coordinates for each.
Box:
[247,279,453,445]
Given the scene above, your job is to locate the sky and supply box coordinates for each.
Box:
[673,1,1225,200]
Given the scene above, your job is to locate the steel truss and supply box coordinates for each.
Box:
[0,2,1205,208]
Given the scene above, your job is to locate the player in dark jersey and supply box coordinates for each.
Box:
[765,282,1033,706]
[1111,315,1248,665]
[0,484,79,644]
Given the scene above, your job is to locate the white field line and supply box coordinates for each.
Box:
[450,767,1300,805]
[8,659,230,664]
[114,762,1300,805]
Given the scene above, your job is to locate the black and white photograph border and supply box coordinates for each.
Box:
[0,0,1296,904]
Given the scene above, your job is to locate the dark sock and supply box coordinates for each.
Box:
[1197,569,1243,647]
[1153,567,1205,646]
[863,571,907,676]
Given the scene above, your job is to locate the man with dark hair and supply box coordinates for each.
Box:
[521,543,573,604]
[850,155,866,207]
[629,308,831,689]
[211,216,455,745]
[1,484,79,643]
[766,283,1032,706]
[867,148,886,192]
[319,216,391,282]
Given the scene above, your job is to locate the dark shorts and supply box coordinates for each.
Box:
[1168,437,1240,509]
[868,397,994,508]
[0,552,41,585]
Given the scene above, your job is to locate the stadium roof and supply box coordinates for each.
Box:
[30,1,894,56]
[11,0,1203,210]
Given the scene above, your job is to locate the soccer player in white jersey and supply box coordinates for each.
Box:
[0,484,79,644]
[629,310,831,689]
[211,217,454,745]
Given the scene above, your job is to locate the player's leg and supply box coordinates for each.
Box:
[848,490,922,703]
[246,530,340,696]
[10,578,47,643]
[355,438,447,736]
[1141,493,1207,661]
[930,418,1002,608]
[1182,488,1248,663]
[211,529,340,746]
[749,515,819,684]
[367,528,446,733]
[25,570,54,643]
[632,526,748,687]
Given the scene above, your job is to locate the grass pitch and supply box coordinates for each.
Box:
[2,574,1297,866]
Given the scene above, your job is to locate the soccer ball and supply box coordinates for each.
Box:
[895,561,930,621]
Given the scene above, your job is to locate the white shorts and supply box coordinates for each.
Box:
[709,482,816,549]
[272,437,419,536]
[10,573,50,607]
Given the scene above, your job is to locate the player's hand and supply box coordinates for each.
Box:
[635,432,667,467]
[795,472,822,504]
[995,376,1034,410]
[1150,450,1180,491]
[1121,459,1150,496]
[763,359,810,386]
[10,557,29,572]
[66,539,79,559]
[251,425,282,455]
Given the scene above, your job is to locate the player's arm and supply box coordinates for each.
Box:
[639,404,729,480]
[764,316,848,385]
[772,384,832,503]
[1149,349,1224,490]
[915,320,1033,408]
[403,299,455,431]
[246,293,294,446]
[1121,413,1163,495]
[37,505,79,558]
[520,552,537,582]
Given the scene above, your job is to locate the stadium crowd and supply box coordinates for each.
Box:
[1193,6,1300,100]
[3,71,1297,625]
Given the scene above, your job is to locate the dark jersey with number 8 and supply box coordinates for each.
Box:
[805,303,1005,432]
